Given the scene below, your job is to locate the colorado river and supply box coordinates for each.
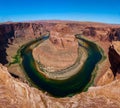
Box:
[20,35,103,97]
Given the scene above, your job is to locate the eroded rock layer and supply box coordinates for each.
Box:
[33,24,78,72]
[0,64,120,108]
[0,21,120,107]
[0,21,120,66]
[109,41,120,78]
[0,21,120,65]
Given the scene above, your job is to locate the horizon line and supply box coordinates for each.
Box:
[1,19,120,25]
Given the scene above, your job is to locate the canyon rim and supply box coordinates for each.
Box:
[0,21,120,108]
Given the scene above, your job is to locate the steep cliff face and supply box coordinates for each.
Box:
[108,28,120,41]
[0,64,120,108]
[0,21,120,75]
[0,24,14,45]
[82,27,120,42]
[0,21,120,107]
[109,42,120,78]
[83,27,96,36]
[0,24,14,64]
[0,22,119,48]
[0,23,47,64]
[0,23,47,40]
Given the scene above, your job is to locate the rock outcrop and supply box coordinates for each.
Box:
[0,21,120,65]
[96,68,114,86]
[33,24,78,71]
[109,41,120,78]
[0,23,47,65]
[0,64,120,108]
[108,28,120,41]
[0,21,120,107]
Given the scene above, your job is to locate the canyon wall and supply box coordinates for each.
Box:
[0,22,120,65]
[0,22,47,64]
[109,41,120,78]
[33,24,79,72]
[0,22,120,47]
[0,63,120,108]
[0,21,120,107]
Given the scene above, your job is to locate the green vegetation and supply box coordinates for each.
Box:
[9,34,106,97]
[76,35,106,92]
[8,35,47,66]
[8,48,21,66]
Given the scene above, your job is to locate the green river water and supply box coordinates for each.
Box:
[17,35,104,97]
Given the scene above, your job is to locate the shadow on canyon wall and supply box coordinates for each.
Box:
[108,28,120,42]
[0,24,14,64]
[0,22,120,67]
[108,45,120,76]
[0,22,46,65]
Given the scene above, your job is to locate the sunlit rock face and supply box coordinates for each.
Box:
[49,24,77,49]
[0,64,120,108]
[33,24,78,72]
[0,23,47,65]
[96,68,114,86]
[0,21,120,65]
[0,21,120,107]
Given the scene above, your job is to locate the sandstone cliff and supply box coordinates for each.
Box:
[0,21,120,65]
[0,21,120,108]
[109,41,120,78]
[0,22,48,65]
[0,64,120,108]
[33,24,78,72]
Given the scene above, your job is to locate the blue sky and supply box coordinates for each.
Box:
[0,0,120,24]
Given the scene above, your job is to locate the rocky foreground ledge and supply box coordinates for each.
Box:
[0,63,120,108]
[0,40,120,108]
